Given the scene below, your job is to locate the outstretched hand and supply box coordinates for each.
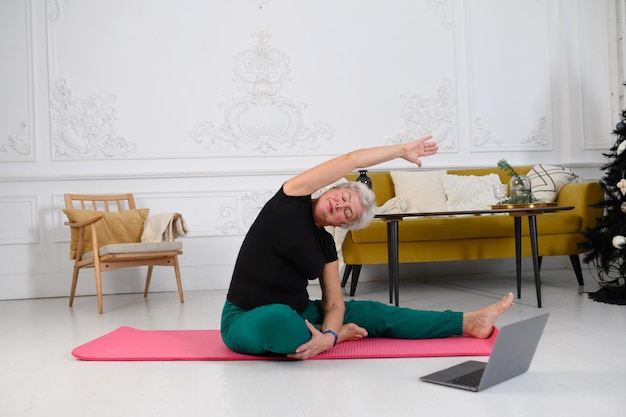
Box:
[404,135,438,167]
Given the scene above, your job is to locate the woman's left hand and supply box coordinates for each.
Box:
[403,135,438,167]
[287,320,335,360]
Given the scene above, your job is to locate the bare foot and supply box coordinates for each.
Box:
[462,292,514,338]
[337,323,368,343]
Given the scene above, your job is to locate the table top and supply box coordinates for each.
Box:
[375,205,574,220]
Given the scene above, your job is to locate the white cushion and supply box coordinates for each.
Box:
[441,174,501,211]
[81,241,183,260]
[390,170,448,213]
[527,164,578,203]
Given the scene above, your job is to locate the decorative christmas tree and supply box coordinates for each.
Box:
[579,105,626,305]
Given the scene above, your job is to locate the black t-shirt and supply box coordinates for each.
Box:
[226,186,338,313]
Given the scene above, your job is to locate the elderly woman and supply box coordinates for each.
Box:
[221,136,514,360]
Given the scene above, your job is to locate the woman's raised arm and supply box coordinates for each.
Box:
[283,135,438,196]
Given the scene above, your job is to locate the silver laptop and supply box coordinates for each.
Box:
[420,313,549,392]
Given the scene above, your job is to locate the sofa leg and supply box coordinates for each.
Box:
[349,265,362,296]
[341,265,353,288]
[569,255,584,285]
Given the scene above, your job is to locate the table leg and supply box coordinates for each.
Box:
[386,220,400,306]
[514,217,522,299]
[528,215,542,308]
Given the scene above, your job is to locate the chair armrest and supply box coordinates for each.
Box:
[64,213,103,228]
[64,214,103,260]
[556,181,604,231]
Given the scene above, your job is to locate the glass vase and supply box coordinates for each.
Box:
[509,175,531,204]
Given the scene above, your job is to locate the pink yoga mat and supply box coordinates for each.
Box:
[72,326,498,361]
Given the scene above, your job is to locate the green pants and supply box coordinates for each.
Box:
[220,299,463,356]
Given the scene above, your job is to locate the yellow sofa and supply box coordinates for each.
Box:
[341,167,604,296]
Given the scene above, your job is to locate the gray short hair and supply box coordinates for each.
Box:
[333,181,377,230]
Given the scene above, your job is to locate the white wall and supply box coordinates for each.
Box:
[0,0,623,300]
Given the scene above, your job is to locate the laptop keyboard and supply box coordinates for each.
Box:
[449,368,484,387]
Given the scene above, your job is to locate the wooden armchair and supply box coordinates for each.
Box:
[63,193,185,313]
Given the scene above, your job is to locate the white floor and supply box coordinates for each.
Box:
[1,267,624,417]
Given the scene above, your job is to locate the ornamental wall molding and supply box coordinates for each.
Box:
[50,78,137,159]
[47,0,65,22]
[3,0,36,162]
[387,79,457,151]
[472,117,502,147]
[191,31,335,155]
[428,0,453,31]
[0,196,39,245]
[472,115,549,149]
[215,190,274,235]
[521,116,549,146]
[0,122,30,157]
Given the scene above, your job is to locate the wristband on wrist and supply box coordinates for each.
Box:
[323,329,338,346]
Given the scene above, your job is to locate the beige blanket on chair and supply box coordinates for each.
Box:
[142,213,189,243]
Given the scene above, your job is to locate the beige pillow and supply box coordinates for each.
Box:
[527,164,578,203]
[441,174,501,211]
[390,170,448,213]
[63,208,150,259]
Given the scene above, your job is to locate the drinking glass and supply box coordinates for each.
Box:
[493,184,508,202]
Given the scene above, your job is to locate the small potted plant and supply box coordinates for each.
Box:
[497,159,537,204]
